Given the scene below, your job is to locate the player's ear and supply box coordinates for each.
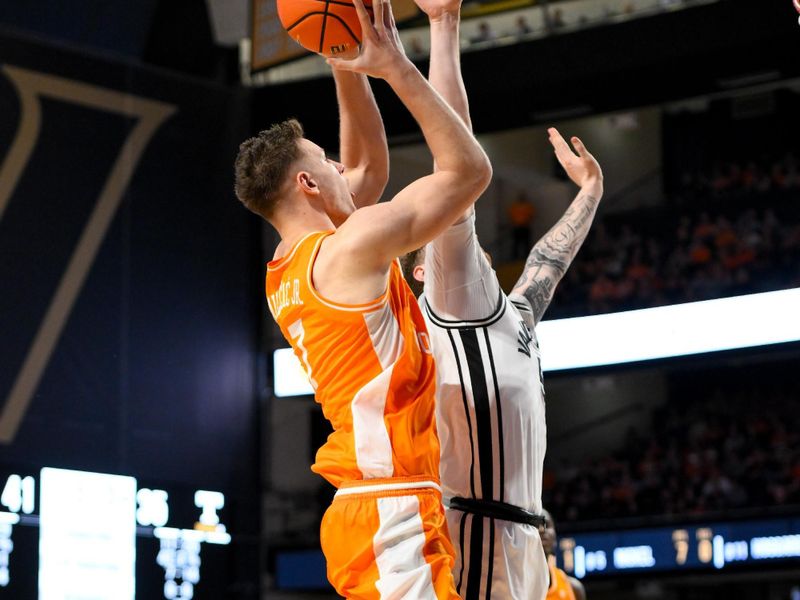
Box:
[297,171,320,195]
[413,264,425,283]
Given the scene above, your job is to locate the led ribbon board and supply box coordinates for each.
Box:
[273,288,800,394]
[536,287,800,372]
[558,516,800,578]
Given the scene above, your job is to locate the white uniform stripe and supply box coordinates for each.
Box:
[363,303,404,371]
[335,480,441,497]
[351,304,404,479]
[351,368,395,479]
[374,495,436,599]
[449,331,481,498]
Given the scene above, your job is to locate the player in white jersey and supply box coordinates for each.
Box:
[402,0,604,596]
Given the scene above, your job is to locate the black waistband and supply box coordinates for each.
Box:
[449,496,546,527]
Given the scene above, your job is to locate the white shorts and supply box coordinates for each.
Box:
[446,508,548,600]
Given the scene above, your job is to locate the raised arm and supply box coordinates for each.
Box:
[418,0,476,230]
[333,69,389,209]
[328,0,491,265]
[510,128,603,325]
[412,0,501,321]
[420,0,471,132]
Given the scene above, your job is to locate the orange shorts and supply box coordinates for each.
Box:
[320,476,460,599]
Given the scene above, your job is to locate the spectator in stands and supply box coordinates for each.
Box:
[544,6,566,32]
[408,35,425,57]
[507,192,537,260]
[543,379,800,523]
[536,198,800,319]
[470,21,497,45]
[513,14,533,37]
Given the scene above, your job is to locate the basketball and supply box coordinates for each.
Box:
[277,0,374,58]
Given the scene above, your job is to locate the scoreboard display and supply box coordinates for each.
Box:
[558,517,800,579]
[0,468,239,599]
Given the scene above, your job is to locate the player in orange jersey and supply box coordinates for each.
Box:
[234,0,491,596]
[540,510,586,600]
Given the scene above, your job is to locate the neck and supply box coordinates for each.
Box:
[272,204,335,258]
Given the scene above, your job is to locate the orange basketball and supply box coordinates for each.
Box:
[277,0,374,58]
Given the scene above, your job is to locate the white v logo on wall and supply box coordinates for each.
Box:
[0,65,176,444]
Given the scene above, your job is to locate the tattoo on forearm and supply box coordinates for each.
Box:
[513,194,600,324]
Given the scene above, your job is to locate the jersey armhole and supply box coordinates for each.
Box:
[509,293,536,329]
[305,232,391,312]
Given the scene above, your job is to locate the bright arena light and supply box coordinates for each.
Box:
[273,347,314,397]
[536,288,800,372]
[272,288,800,395]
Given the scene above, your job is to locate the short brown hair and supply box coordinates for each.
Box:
[400,247,425,298]
[234,119,304,218]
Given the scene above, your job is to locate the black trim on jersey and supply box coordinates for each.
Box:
[465,514,483,600]
[447,329,477,498]
[509,295,536,328]
[483,328,505,502]
[456,511,468,594]
[460,328,493,500]
[423,287,506,329]
[510,299,533,315]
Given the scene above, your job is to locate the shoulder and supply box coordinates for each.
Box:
[568,575,586,600]
[326,204,399,266]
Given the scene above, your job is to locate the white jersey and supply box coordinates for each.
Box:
[421,213,548,600]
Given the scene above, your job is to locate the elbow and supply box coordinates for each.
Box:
[467,151,493,195]
[443,146,493,204]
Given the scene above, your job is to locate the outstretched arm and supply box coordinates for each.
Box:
[419,0,474,225]
[414,0,500,321]
[333,69,389,209]
[510,128,603,325]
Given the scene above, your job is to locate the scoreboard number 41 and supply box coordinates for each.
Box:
[1,474,34,515]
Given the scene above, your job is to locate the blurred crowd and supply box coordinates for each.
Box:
[543,380,800,523]
[675,152,800,204]
[543,196,800,319]
[466,0,692,45]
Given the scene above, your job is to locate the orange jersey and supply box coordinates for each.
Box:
[266,231,441,488]
[547,563,577,600]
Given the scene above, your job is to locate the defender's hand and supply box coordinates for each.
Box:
[548,127,603,189]
[414,0,462,21]
[328,0,411,80]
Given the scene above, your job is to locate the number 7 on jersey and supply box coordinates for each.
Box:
[288,319,318,391]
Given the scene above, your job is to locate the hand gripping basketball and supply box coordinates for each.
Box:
[327,0,410,80]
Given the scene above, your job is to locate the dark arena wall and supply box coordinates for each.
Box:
[0,28,261,599]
